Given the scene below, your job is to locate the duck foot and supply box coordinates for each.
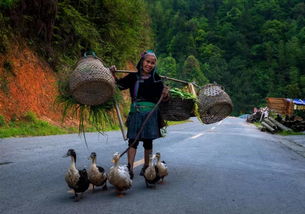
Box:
[116,192,126,198]
[158,180,166,184]
[74,193,80,202]
[102,184,108,191]
[145,181,156,189]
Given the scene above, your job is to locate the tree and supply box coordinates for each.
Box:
[158,56,177,77]
[181,55,209,85]
[158,56,180,87]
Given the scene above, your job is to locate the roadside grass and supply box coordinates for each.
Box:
[253,122,263,129]
[0,120,67,138]
[0,112,68,138]
[252,121,304,136]
[0,112,190,138]
[0,120,121,138]
[0,119,121,139]
[278,130,305,136]
[167,119,192,126]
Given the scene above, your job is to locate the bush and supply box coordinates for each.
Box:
[0,115,6,126]
[3,60,14,75]
[21,111,38,122]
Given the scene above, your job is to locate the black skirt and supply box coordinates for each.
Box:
[126,110,161,140]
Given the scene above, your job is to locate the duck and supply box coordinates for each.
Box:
[88,152,108,191]
[64,149,90,201]
[143,154,160,188]
[155,152,168,184]
[107,152,132,197]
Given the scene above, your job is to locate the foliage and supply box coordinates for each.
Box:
[0,0,17,8]
[52,0,153,69]
[3,60,14,74]
[278,130,305,136]
[157,56,180,87]
[0,76,9,94]
[182,55,209,85]
[21,111,38,123]
[0,111,121,138]
[0,115,6,127]
[0,112,67,138]
[169,88,196,100]
[55,74,123,134]
[0,0,153,134]
[0,121,67,138]
[2,0,152,69]
[2,0,305,119]
[148,0,305,115]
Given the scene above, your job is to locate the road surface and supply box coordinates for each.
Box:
[1,117,305,214]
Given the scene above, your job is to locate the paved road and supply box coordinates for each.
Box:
[1,117,305,214]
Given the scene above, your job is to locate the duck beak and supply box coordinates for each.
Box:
[63,154,68,158]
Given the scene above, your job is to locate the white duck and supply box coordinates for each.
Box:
[64,149,90,201]
[144,154,160,188]
[108,152,132,196]
[155,152,168,183]
[88,152,107,191]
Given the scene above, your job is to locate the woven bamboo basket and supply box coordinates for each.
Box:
[69,56,115,106]
[160,97,195,121]
[198,84,233,124]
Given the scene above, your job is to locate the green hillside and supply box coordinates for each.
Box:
[1,0,304,117]
[0,0,152,70]
[148,0,305,114]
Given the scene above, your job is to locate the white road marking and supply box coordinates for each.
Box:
[211,127,216,130]
[217,121,223,125]
[190,133,204,139]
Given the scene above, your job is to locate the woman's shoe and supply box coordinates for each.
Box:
[127,163,134,179]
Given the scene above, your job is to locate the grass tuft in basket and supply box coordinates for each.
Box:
[55,73,122,135]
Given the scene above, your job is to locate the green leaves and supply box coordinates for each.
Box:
[148,0,305,115]
[0,0,16,8]
[182,55,209,86]
[169,88,196,100]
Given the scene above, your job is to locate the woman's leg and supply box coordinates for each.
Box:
[140,139,153,175]
[143,139,153,165]
[128,139,139,179]
[144,149,152,166]
[128,147,137,169]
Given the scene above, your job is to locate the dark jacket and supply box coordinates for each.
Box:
[116,72,164,103]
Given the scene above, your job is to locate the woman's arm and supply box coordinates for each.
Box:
[109,65,135,90]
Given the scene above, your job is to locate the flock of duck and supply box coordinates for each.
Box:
[64,149,168,201]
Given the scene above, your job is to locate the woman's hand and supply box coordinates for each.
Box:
[109,65,117,77]
[162,86,170,101]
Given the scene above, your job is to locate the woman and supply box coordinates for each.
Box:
[110,50,168,179]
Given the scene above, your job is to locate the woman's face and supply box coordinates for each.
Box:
[142,55,156,75]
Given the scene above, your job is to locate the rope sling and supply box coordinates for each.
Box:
[119,94,164,158]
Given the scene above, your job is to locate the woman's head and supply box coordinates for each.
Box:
[137,50,157,75]
[142,55,156,75]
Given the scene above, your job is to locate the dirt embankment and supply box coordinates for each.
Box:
[0,43,132,127]
[0,43,61,124]
[0,43,74,126]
